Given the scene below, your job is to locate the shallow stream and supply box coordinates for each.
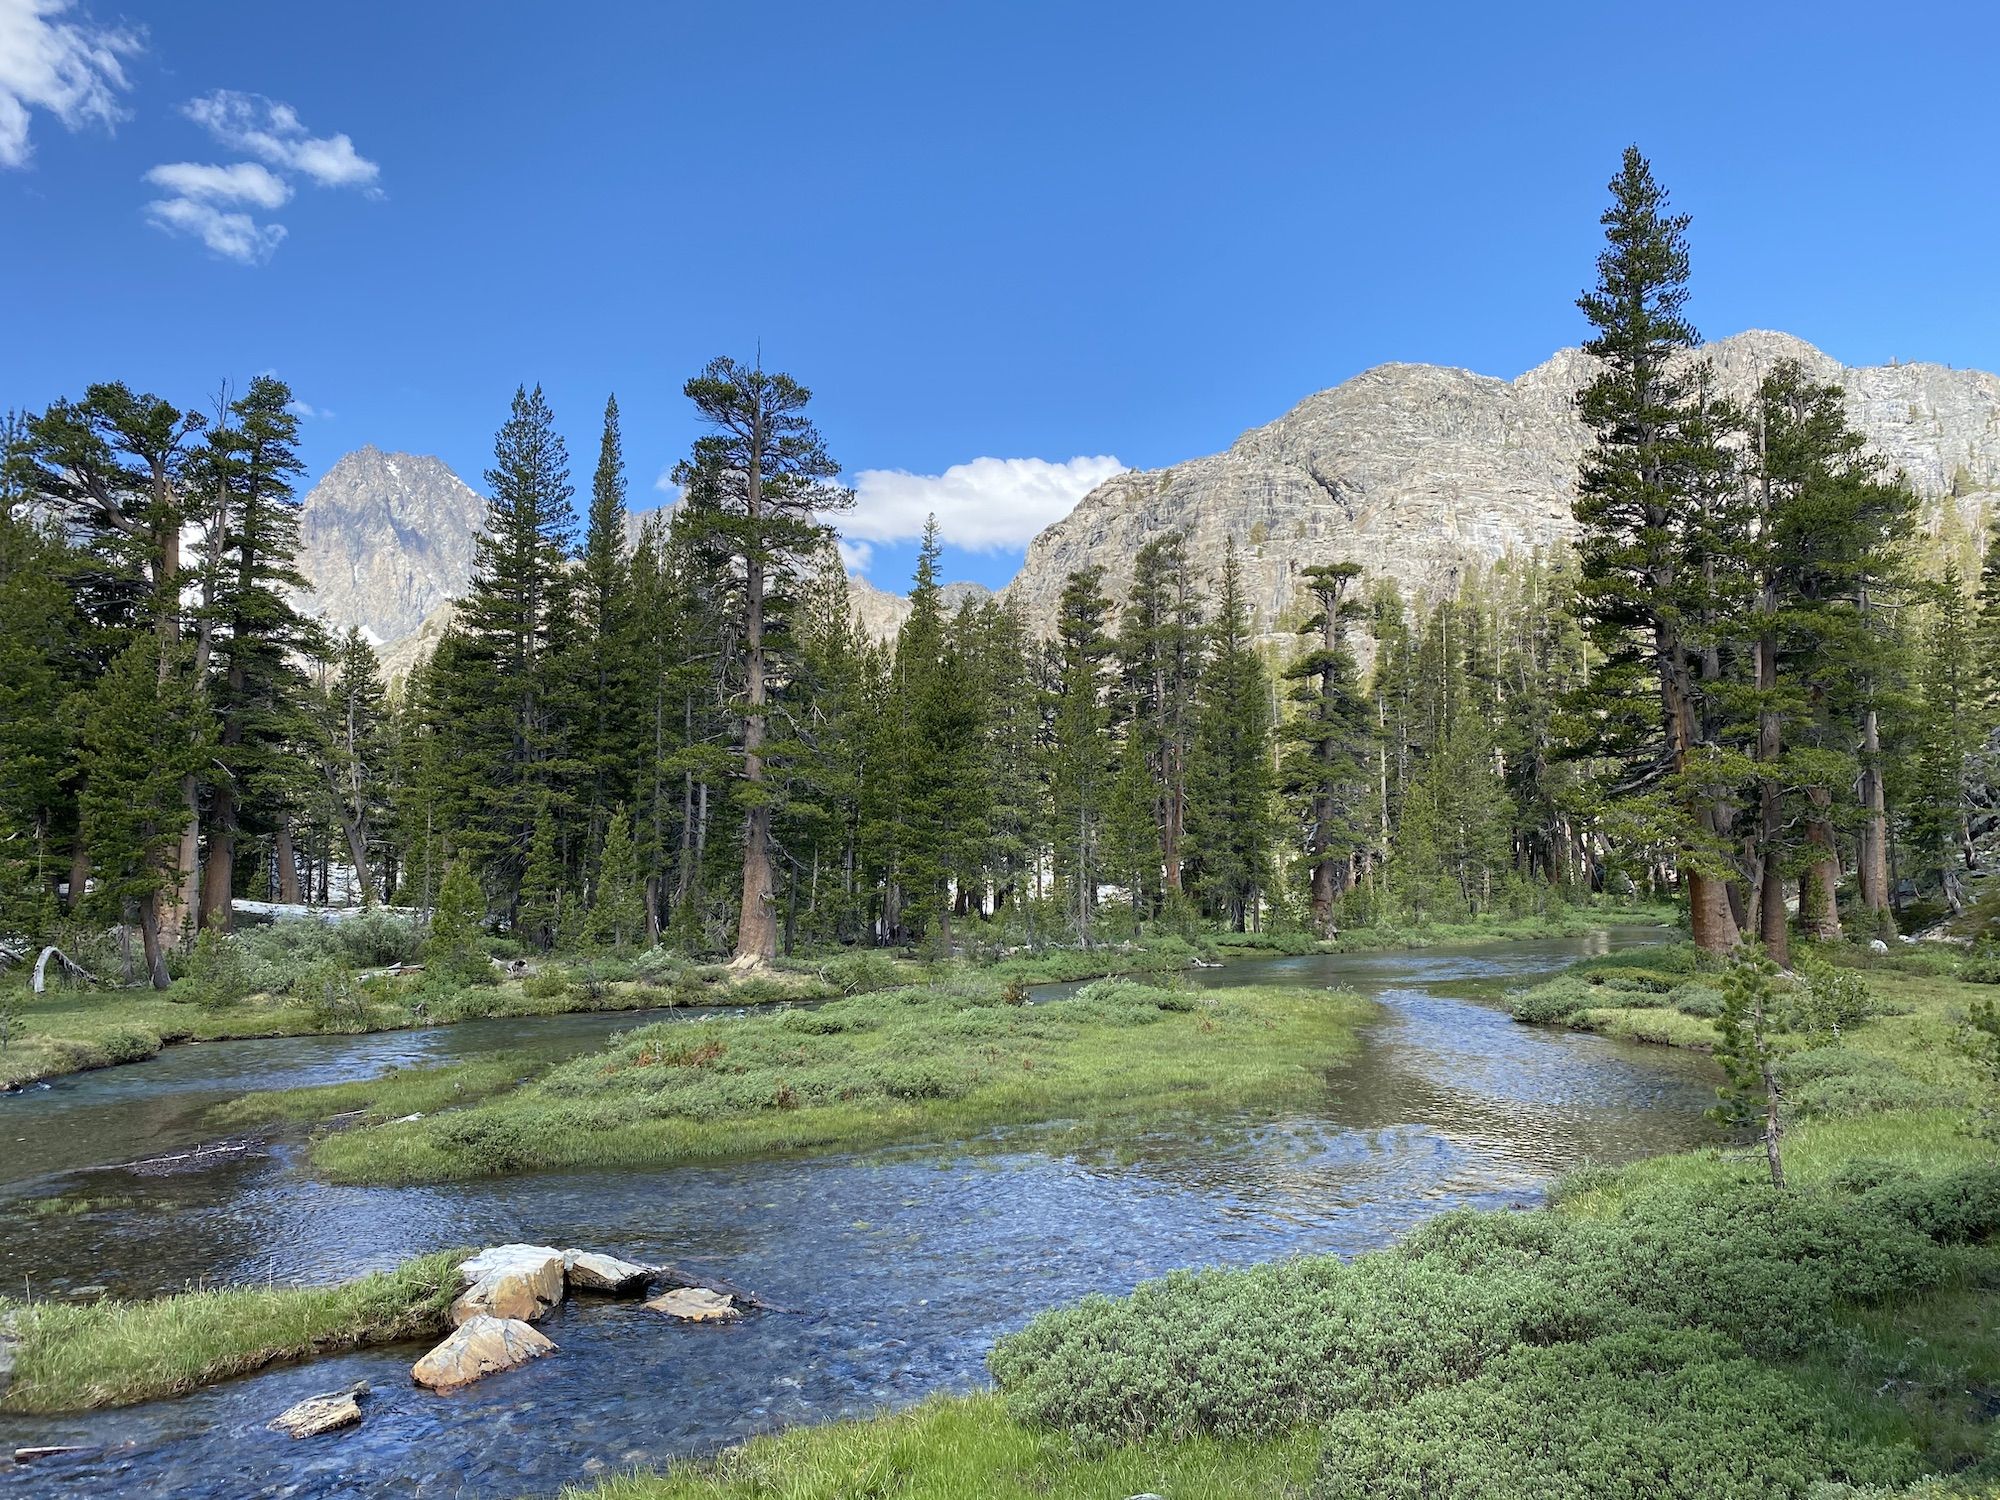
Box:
[0,931,1716,1498]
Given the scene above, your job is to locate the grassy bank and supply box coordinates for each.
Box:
[0,1251,462,1413]
[304,978,1374,1185]
[565,941,1999,1500]
[0,958,859,1090]
[205,1054,542,1131]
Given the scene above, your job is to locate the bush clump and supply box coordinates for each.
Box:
[1311,1327,1915,1500]
[989,1172,1988,1449]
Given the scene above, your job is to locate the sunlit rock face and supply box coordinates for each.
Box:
[297,444,486,648]
[1007,331,2000,640]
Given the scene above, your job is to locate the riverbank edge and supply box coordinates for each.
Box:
[0,1251,465,1414]
[553,952,2000,1500]
[0,902,1673,1091]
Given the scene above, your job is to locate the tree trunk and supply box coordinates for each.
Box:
[66,834,90,914]
[734,416,778,966]
[137,895,170,990]
[199,779,237,932]
[274,822,302,904]
[1756,625,1789,966]
[1761,1058,1786,1189]
[1802,789,1842,941]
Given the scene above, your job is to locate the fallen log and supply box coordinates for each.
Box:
[31,946,98,994]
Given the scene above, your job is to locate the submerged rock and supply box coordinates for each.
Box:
[563,1249,653,1294]
[643,1286,738,1322]
[452,1245,566,1326]
[269,1381,367,1438]
[411,1315,554,1391]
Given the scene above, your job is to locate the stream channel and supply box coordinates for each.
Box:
[0,930,1717,1498]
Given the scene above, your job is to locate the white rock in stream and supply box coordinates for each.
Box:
[643,1286,738,1322]
[563,1249,653,1293]
[452,1245,566,1326]
[411,1316,554,1391]
[269,1382,366,1438]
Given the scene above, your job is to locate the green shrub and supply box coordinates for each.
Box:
[1670,981,1725,1017]
[521,971,569,1000]
[1508,976,1593,1023]
[812,950,907,995]
[294,959,368,1030]
[332,911,419,968]
[1311,1328,1914,1500]
[178,928,251,1009]
[991,1181,1959,1448]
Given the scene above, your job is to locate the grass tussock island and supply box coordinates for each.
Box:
[290,977,1373,1185]
[0,1252,463,1414]
[556,942,2000,1500]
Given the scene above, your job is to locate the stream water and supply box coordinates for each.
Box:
[0,931,1717,1499]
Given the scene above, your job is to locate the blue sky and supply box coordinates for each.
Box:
[5,0,1999,592]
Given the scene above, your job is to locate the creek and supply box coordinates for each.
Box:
[0,931,1715,1498]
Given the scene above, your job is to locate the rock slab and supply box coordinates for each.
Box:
[269,1383,366,1438]
[563,1249,653,1293]
[452,1245,566,1326]
[411,1315,555,1391]
[644,1286,738,1322]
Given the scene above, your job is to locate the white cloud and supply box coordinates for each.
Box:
[144,195,286,263]
[144,159,291,208]
[0,0,142,168]
[285,397,332,420]
[846,455,1125,553]
[653,466,681,497]
[183,90,379,191]
[836,537,874,575]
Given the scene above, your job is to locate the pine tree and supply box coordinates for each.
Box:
[78,642,215,987]
[1713,945,1787,1188]
[436,385,576,909]
[674,358,851,965]
[1046,567,1115,942]
[0,507,81,931]
[894,521,988,950]
[1116,531,1206,905]
[588,802,644,950]
[198,375,315,928]
[517,795,565,951]
[424,859,488,984]
[1280,562,1370,935]
[1908,567,1980,911]
[1186,547,1275,931]
[575,395,639,862]
[308,629,389,904]
[1572,147,1747,953]
[1977,510,2000,718]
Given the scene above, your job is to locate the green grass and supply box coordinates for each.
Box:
[564,1391,1322,1500]
[0,965,840,1089]
[206,1054,544,1130]
[308,978,1376,1185]
[0,1251,464,1412]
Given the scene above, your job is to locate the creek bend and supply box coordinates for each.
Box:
[0,931,1717,1498]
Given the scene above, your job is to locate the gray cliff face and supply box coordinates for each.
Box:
[297,445,486,646]
[846,573,995,643]
[1007,330,2000,637]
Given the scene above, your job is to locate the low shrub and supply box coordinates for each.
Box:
[990,1178,1966,1448]
[1780,1047,1962,1120]
[1311,1328,1915,1500]
[332,910,420,968]
[521,970,569,1000]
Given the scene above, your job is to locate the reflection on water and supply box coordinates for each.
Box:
[0,931,1717,1499]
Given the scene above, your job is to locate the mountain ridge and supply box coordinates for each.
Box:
[295,331,2000,666]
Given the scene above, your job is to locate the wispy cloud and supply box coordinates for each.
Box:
[0,0,142,168]
[144,195,285,263]
[148,91,380,263]
[837,537,874,575]
[144,159,291,208]
[846,455,1125,553]
[285,397,332,420]
[183,90,379,192]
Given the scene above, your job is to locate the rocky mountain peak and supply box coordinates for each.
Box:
[298,447,487,645]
